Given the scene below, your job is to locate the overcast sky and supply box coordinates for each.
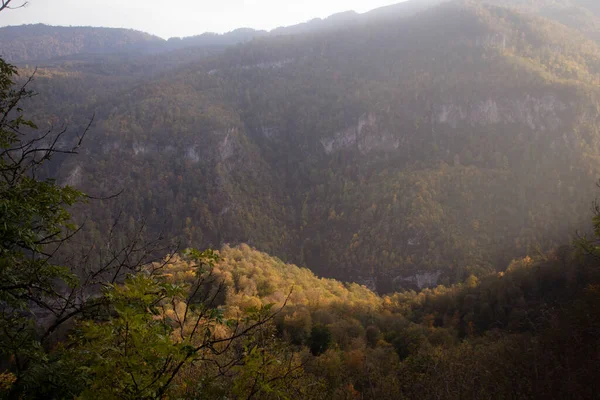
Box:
[0,0,407,39]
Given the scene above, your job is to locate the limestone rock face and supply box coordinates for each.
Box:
[321,113,399,155]
[394,271,442,291]
[434,95,568,130]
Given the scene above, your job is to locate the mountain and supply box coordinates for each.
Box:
[0,0,447,64]
[166,28,268,51]
[0,24,269,64]
[364,0,449,20]
[3,0,600,293]
[0,24,165,63]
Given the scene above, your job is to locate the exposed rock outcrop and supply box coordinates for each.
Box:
[394,271,442,291]
[321,113,399,155]
[434,95,568,130]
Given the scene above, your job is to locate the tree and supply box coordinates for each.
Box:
[0,11,185,396]
[309,324,332,356]
[576,197,600,260]
[0,52,91,391]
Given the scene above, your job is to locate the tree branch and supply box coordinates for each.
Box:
[0,0,28,13]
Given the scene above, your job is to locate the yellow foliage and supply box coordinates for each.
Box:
[0,372,16,392]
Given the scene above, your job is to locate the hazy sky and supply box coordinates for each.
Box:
[0,0,407,39]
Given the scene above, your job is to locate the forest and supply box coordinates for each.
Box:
[1,0,600,398]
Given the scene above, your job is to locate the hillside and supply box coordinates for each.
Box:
[164,241,600,399]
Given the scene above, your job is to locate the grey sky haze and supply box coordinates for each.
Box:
[0,0,408,39]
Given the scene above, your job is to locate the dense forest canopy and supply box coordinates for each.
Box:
[1,0,600,398]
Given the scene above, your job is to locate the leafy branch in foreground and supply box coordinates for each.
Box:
[0,55,89,385]
[0,55,177,397]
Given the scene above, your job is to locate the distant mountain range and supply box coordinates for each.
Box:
[0,0,450,63]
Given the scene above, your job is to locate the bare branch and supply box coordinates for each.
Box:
[0,0,28,13]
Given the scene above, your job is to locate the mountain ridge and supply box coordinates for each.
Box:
[0,0,447,63]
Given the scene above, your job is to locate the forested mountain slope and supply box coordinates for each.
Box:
[6,0,600,291]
